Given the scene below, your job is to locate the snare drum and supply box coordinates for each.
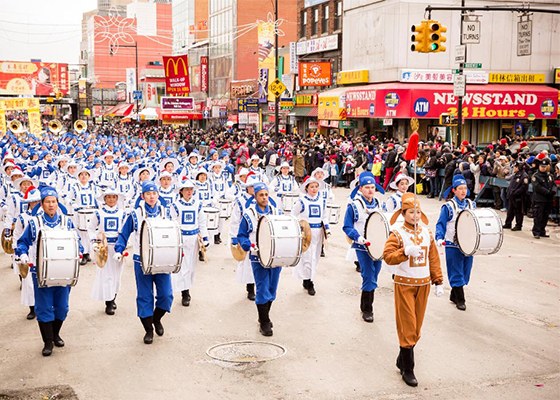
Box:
[77,208,95,231]
[140,218,183,274]
[364,211,393,261]
[203,207,220,230]
[257,215,302,268]
[218,199,234,219]
[281,193,300,212]
[456,208,503,256]
[326,203,341,225]
[36,229,80,287]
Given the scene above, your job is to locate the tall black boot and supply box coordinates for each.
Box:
[303,279,310,289]
[181,289,191,306]
[455,286,467,311]
[198,251,204,262]
[360,290,374,323]
[320,245,325,257]
[38,321,54,356]
[396,347,404,372]
[153,307,166,336]
[246,284,255,301]
[86,253,92,262]
[214,233,222,244]
[267,301,273,328]
[450,287,457,304]
[307,280,316,296]
[111,294,117,310]
[256,303,273,336]
[105,301,115,315]
[52,319,65,347]
[140,316,154,344]
[80,254,88,266]
[354,261,361,273]
[26,306,36,320]
[400,347,418,387]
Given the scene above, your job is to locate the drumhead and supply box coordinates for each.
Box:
[140,220,151,272]
[456,210,478,256]
[364,211,391,261]
[257,216,272,267]
[36,231,45,286]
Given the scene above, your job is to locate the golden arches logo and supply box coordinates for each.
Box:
[166,57,188,76]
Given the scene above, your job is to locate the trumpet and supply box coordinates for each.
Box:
[74,119,87,133]
[48,119,63,135]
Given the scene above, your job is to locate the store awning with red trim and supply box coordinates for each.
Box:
[344,83,558,119]
[104,103,134,117]
[288,106,318,117]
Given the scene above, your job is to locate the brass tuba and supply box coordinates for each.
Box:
[8,120,24,135]
[74,119,87,133]
[48,119,63,135]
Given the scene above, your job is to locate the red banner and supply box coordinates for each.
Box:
[345,83,558,119]
[200,56,208,94]
[162,55,191,95]
[162,113,203,120]
[0,61,68,96]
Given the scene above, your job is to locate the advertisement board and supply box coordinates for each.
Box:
[0,61,68,96]
[299,62,331,87]
[162,55,191,95]
[161,96,194,111]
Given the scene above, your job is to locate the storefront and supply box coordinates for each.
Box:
[344,83,559,144]
[288,93,318,136]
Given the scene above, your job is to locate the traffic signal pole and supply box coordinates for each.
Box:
[274,0,279,139]
[457,0,465,147]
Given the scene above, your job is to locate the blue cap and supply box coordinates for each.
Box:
[350,171,385,198]
[142,181,158,194]
[40,186,58,200]
[253,182,268,194]
[443,174,470,198]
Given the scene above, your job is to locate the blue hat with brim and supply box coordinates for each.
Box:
[443,174,470,199]
[40,186,58,200]
[142,181,158,194]
[253,182,268,195]
[350,171,385,198]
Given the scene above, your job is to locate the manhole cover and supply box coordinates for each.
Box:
[206,341,286,363]
[342,287,361,296]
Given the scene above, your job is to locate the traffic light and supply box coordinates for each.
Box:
[427,20,447,52]
[411,21,429,52]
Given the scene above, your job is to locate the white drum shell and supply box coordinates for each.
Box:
[219,199,234,219]
[281,194,300,212]
[140,219,183,274]
[364,211,392,261]
[456,208,503,256]
[257,215,302,268]
[326,203,341,225]
[204,207,220,230]
[36,229,80,287]
[77,209,95,231]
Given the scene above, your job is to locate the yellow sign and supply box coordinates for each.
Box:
[84,108,91,116]
[268,78,287,98]
[555,69,560,84]
[27,109,42,135]
[318,95,346,120]
[0,111,6,134]
[489,73,545,84]
[337,70,369,85]
[0,98,40,111]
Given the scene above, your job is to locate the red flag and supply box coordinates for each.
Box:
[404,132,419,161]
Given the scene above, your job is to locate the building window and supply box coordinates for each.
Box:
[301,10,307,38]
[334,0,342,31]
[311,7,319,36]
[322,5,329,34]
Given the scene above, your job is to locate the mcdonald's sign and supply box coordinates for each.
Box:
[162,55,191,95]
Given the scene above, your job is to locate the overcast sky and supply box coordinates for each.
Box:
[0,0,97,66]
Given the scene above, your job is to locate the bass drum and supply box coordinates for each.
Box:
[456,208,503,256]
[257,215,302,268]
[36,229,80,287]
[140,218,183,274]
[364,211,392,261]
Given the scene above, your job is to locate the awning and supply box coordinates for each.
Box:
[104,103,134,117]
[318,87,348,120]
[139,107,161,120]
[344,83,558,119]
[288,106,318,117]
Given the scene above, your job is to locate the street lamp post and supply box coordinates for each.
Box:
[111,42,139,119]
[527,113,536,139]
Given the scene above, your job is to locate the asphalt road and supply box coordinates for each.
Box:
[0,188,559,400]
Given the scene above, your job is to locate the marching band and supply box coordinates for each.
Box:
[0,126,504,388]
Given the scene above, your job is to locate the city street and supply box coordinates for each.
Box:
[0,188,558,399]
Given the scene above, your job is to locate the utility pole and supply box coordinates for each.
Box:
[111,42,139,120]
[274,0,279,139]
[457,0,466,147]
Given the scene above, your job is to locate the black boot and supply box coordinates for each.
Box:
[400,347,418,387]
[267,301,273,328]
[320,245,325,257]
[52,319,65,347]
[214,233,222,244]
[303,279,310,289]
[354,261,361,273]
[246,284,255,301]
[257,303,273,336]
[198,251,204,262]
[455,286,467,311]
[307,280,316,296]
[38,321,54,356]
[360,290,374,323]
[181,290,191,307]
[111,294,117,310]
[140,316,154,344]
[86,253,92,262]
[80,254,88,266]
[449,287,457,304]
[27,306,36,320]
[153,307,166,336]
[396,348,403,372]
[105,301,115,315]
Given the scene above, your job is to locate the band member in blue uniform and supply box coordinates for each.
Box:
[436,175,475,311]
[16,186,83,356]
[342,172,385,323]
[114,181,173,344]
[237,183,280,336]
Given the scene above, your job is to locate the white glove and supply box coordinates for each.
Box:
[436,239,445,247]
[435,284,444,297]
[404,245,422,258]
[113,253,122,262]
[356,236,368,245]
[92,242,100,253]
[20,254,29,265]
